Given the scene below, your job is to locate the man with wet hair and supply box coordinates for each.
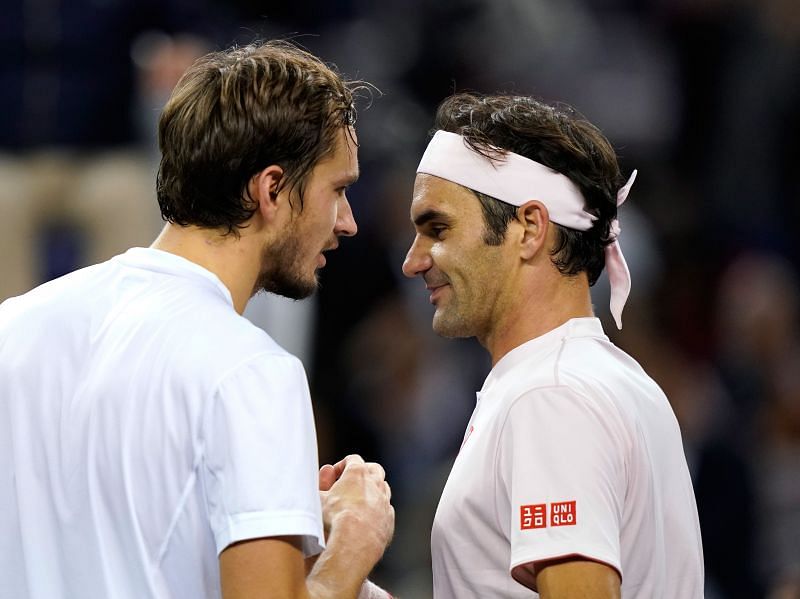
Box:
[404,94,703,598]
[0,41,393,599]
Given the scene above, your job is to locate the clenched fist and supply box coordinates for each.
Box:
[320,455,394,568]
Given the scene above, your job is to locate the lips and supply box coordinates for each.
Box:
[427,283,449,304]
[317,243,339,268]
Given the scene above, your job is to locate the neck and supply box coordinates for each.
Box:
[150,223,260,314]
[481,270,594,366]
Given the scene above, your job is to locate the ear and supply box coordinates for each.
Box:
[517,200,550,261]
[247,165,285,226]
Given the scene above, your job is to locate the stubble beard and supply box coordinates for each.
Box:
[432,297,476,339]
[255,231,318,300]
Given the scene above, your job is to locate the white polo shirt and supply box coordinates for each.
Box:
[431,318,703,598]
[0,248,324,599]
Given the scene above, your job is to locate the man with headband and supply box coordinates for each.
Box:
[403,94,704,598]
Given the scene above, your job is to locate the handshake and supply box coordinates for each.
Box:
[308,455,396,599]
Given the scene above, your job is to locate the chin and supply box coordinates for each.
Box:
[432,312,474,339]
[283,276,319,300]
[258,271,318,301]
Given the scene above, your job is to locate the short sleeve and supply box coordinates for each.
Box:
[498,386,626,581]
[201,353,324,557]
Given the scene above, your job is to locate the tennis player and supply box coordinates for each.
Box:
[403,94,704,598]
[0,42,393,599]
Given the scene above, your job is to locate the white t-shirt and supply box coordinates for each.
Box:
[431,318,703,598]
[0,248,324,599]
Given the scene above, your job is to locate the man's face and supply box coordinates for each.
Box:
[257,127,359,299]
[402,174,515,339]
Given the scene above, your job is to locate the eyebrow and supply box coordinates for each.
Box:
[412,209,451,228]
[335,170,360,187]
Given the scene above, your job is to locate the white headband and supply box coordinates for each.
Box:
[416,130,637,329]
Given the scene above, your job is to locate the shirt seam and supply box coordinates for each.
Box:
[155,449,204,566]
[211,350,301,393]
[552,336,568,386]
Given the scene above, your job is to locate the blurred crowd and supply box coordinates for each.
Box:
[2,0,799,597]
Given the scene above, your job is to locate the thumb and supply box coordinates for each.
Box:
[319,464,337,491]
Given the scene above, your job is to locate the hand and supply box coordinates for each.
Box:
[318,456,388,535]
[305,461,356,575]
[322,455,394,567]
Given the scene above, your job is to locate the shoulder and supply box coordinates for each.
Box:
[493,332,648,410]
[0,263,112,347]
[491,332,683,474]
[555,335,669,421]
[493,335,668,459]
[174,308,305,392]
[501,384,615,431]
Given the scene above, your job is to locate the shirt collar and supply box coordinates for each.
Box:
[479,317,607,396]
[114,247,234,307]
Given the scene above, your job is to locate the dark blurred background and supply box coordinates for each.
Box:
[2,0,799,597]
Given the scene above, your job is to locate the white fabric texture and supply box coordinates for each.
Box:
[0,247,324,599]
[358,580,393,599]
[431,318,703,598]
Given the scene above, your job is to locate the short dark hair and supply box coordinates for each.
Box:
[434,93,623,285]
[474,193,517,246]
[157,40,360,234]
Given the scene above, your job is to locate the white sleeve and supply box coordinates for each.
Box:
[498,385,625,580]
[201,352,324,557]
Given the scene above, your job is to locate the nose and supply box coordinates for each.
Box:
[402,235,432,278]
[335,197,358,238]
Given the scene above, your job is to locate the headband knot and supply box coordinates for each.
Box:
[610,219,622,240]
[604,169,637,329]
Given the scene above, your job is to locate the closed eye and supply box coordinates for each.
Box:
[412,208,453,239]
[418,223,450,241]
[426,224,449,239]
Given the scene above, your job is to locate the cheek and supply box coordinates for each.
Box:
[321,201,338,233]
[430,240,475,273]
[429,242,450,266]
[306,209,335,241]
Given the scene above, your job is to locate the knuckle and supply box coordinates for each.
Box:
[347,462,367,475]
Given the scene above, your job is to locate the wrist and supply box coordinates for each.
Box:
[307,526,376,599]
[329,510,386,565]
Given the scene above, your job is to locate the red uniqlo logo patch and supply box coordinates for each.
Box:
[550,500,577,526]
[520,504,547,530]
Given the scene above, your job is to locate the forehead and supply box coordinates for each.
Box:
[315,126,359,178]
[410,173,482,221]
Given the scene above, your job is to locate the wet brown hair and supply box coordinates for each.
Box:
[157,40,360,234]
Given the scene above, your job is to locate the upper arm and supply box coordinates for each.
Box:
[512,557,621,598]
[535,558,621,598]
[220,536,310,599]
